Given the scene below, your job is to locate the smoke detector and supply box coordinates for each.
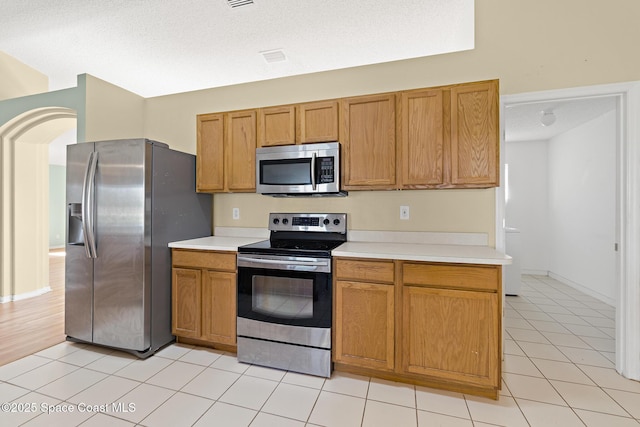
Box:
[260,49,287,63]
[227,0,254,8]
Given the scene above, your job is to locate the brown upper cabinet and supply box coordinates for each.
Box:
[398,89,445,188]
[449,81,499,187]
[257,100,339,147]
[196,110,256,193]
[297,100,340,143]
[257,105,295,147]
[197,79,499,192]
[341,94,397,190]
[397,80,499,189]
[196,113,224,192]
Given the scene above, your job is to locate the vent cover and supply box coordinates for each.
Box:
[227,0,253,8]
[260,49,287,63]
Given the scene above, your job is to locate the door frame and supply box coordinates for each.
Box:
[497,81,640,380]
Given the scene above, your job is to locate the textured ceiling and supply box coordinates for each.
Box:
[0,0,474,98]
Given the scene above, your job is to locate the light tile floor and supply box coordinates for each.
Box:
[1,275,639,426]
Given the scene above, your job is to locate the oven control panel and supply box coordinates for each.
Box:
[269,213,347,233]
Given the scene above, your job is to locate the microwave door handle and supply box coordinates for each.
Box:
[311,152,317,190]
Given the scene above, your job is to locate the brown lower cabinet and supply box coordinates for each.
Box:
[334,280,395,371]
[333,257,502,399]
[171,249,237,349]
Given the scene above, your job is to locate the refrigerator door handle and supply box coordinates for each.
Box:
[82,151,99,258]
[81,152,92,258]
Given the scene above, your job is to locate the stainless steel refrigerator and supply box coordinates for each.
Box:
[65,139,212,357]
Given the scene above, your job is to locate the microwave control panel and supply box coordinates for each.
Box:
[318,157,335,183]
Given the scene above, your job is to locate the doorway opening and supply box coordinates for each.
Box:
[499,81,640,380]
[0,107,77,364]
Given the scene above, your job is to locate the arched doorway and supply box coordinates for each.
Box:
[0,107,77,363]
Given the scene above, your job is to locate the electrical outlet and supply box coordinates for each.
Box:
[232,208,240,220]
[400,205,410,220]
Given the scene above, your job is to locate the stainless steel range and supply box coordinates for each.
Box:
[236,212,347,377]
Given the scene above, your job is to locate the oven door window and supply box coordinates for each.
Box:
[253,275,313,319]
[238,267,331,328]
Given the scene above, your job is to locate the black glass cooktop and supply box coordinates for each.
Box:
[237,238,345,257]
[239,213,347,257]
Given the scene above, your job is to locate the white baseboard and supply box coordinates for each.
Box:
[0,286,52,303]
[548,271,616,307]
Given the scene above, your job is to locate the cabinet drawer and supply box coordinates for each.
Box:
[403,263,498,292]
[335,258,394,284]
[172,249,236,271]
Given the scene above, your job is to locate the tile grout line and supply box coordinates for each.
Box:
[505,275,640,423]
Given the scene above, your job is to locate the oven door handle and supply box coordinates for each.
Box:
[237,256,330,271]
[237,256,328,267]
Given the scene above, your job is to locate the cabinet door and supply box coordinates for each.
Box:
[172,268,202,339]
[450,81,499,187]
[334,280,394,371]
[297,101,339,143]
[398,89,445,188]
[201,271,237,345]
[226,110,257,191]
[258,105,296,147]
[402,286,499,388]
[196,113,224,192]
[341,94,396,189]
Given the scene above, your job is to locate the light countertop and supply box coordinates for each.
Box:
[168,236,265,252]
[169,235,511,265]
[332,241,512,265]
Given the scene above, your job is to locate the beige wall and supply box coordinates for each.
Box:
[145,0,640,151]
[84,75,145,142]
[214,190,495,233]
[0,51,48,101]
[14,139,49,295]
[142,0,640,246]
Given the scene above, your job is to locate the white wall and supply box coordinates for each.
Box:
[548,110,617,303]
[506,109,617,304]
[505,140,549,273]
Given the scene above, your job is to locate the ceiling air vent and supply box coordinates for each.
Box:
[260,49,287,63]
[227,0,254,8]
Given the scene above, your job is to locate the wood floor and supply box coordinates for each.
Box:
[0,249,66,366]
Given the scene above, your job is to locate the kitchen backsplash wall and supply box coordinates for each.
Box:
[213,189,496,247]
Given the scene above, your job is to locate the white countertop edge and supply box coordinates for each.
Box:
[168,235,265,251]
[332,242,512,265]
[168,230,511,265]
[332,250,512,265]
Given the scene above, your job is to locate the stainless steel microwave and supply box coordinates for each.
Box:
[256,142,346,197]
